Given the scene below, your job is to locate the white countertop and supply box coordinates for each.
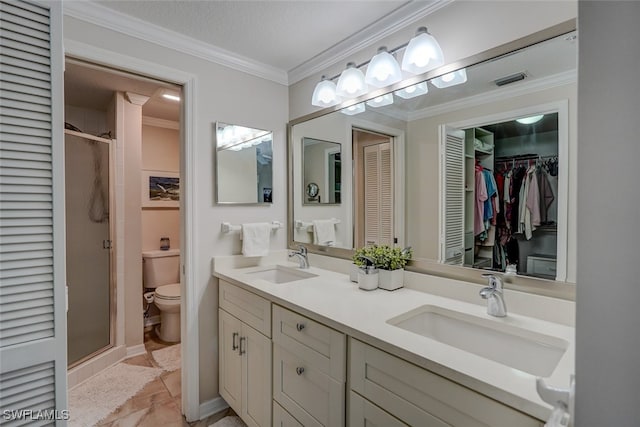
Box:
[212,256,575,422]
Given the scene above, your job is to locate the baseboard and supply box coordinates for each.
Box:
[199,397,229,420]
[126,344,146,358]
[144,315,161,328]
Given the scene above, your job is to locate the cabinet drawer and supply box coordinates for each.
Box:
[273,344,345,427]
[349,338,542,427]
[273,305,345,381]
[273,401,303,427]
[219,280,271,337]
[349,391,409,427]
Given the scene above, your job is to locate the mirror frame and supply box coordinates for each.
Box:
[287,19,577,300]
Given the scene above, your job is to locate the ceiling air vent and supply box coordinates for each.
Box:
[494,72,527,87]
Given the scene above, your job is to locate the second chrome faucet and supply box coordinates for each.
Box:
[288,245,309,269]
[480,273,507,317]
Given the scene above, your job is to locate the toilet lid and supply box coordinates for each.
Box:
[155,284,180,300]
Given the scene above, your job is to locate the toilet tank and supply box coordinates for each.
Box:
[142,249,180,288]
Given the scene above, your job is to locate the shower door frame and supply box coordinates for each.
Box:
[65,129,117,369]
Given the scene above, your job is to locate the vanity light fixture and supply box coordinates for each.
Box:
[340,102,366,116]
[311,76,341,107]
[366,93,394,108]
[395,81,429,99]
[516,115,545,124]
[336,62,368,98]
[431,68,468,88]
[401,27,444,75]
[365,47,403,88]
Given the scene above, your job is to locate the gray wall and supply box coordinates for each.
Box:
[576,2,640,425]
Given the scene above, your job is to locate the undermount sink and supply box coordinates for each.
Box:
[245,265,317,284]
[387,305,568,376]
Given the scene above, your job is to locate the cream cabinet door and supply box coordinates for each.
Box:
[242,322,272,427]
[349,391,410,427]
[219,309,242,413]
[273,401,304,427]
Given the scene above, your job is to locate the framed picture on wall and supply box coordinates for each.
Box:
[141,170,179,208]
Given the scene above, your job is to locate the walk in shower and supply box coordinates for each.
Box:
[65,130,114,367]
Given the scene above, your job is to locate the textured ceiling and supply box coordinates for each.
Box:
[94,0,412,72]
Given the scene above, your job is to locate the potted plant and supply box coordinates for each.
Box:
[351,246,375,282]
[373,245,412,290]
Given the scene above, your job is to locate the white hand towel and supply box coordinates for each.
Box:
[241,222,271,256]
[312,219,336,246]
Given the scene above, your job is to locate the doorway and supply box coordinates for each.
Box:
[64,59,184,419]
[352,128,395,247]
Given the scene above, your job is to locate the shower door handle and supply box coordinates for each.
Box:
[102,240,112,249]
[232,332,239,351]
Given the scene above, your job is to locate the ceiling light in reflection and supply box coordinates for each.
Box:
[340,102,366,116]
[395,82,428,99]
[366,93,394,108]
[516,115,545,124]
[431,69,468,88]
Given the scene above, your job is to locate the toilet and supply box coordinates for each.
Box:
[142,249,181,343]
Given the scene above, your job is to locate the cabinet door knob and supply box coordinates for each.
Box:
[295,367,305,376]
[232,332,239,351]
[296,322,305,332]
[239,337,246,355]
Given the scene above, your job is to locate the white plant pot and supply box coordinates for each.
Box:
[378,268,404,290]
[358,271,378,291]
[350,264,360,283]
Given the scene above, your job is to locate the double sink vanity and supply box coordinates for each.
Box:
[213,252,574,427]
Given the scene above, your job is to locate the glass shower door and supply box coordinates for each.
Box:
[65,133,113,366]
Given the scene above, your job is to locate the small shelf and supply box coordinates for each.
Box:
[475,147,494,155]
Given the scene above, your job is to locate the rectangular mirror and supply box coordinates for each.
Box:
[215,122,273,204]
[288,20,577,294]
[302,137,341,204]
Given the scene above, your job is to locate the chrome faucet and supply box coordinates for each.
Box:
[480,273,507,317]
[288,245,309,269]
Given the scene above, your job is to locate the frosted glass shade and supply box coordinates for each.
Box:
[395,81,428,99]
[336,62,368,98]
[401,27,444,75]
[365,47,402,88]
[340,102,366,116]
[366,93,394,108]
[431,68,467,88]
[311,78,341,107]
[516,115,544,124]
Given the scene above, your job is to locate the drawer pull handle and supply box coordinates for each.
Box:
[295,367,305,376]
[232,332,239,351]
[239,337,246,355]
[296,322,305,332]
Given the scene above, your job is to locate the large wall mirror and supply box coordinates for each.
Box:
[288,20,577,296]
[215,122,273,204]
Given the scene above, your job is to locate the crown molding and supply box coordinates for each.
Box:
[407,69,577,122]
[142,116,180,130]
[287,0,454,85]
[63,1,289,85]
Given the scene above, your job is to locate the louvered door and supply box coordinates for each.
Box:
[439,127,465,265]
[0,0,67,423]
[363,142,393,246]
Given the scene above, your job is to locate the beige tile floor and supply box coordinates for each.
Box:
[95,329,235,427]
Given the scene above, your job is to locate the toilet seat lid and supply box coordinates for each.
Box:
[155,284,180,299]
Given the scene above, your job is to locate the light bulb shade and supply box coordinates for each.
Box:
[401,27,444,75]
[340,102,366,116]
[336,63,368,98]
[311,78,341,107]
[365,47,402,88]
[366,93,394,108]
[395,81,428,99]
[430,68,467,88]
[516,114,544,124]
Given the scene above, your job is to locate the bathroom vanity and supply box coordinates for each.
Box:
[213,253,574,427]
